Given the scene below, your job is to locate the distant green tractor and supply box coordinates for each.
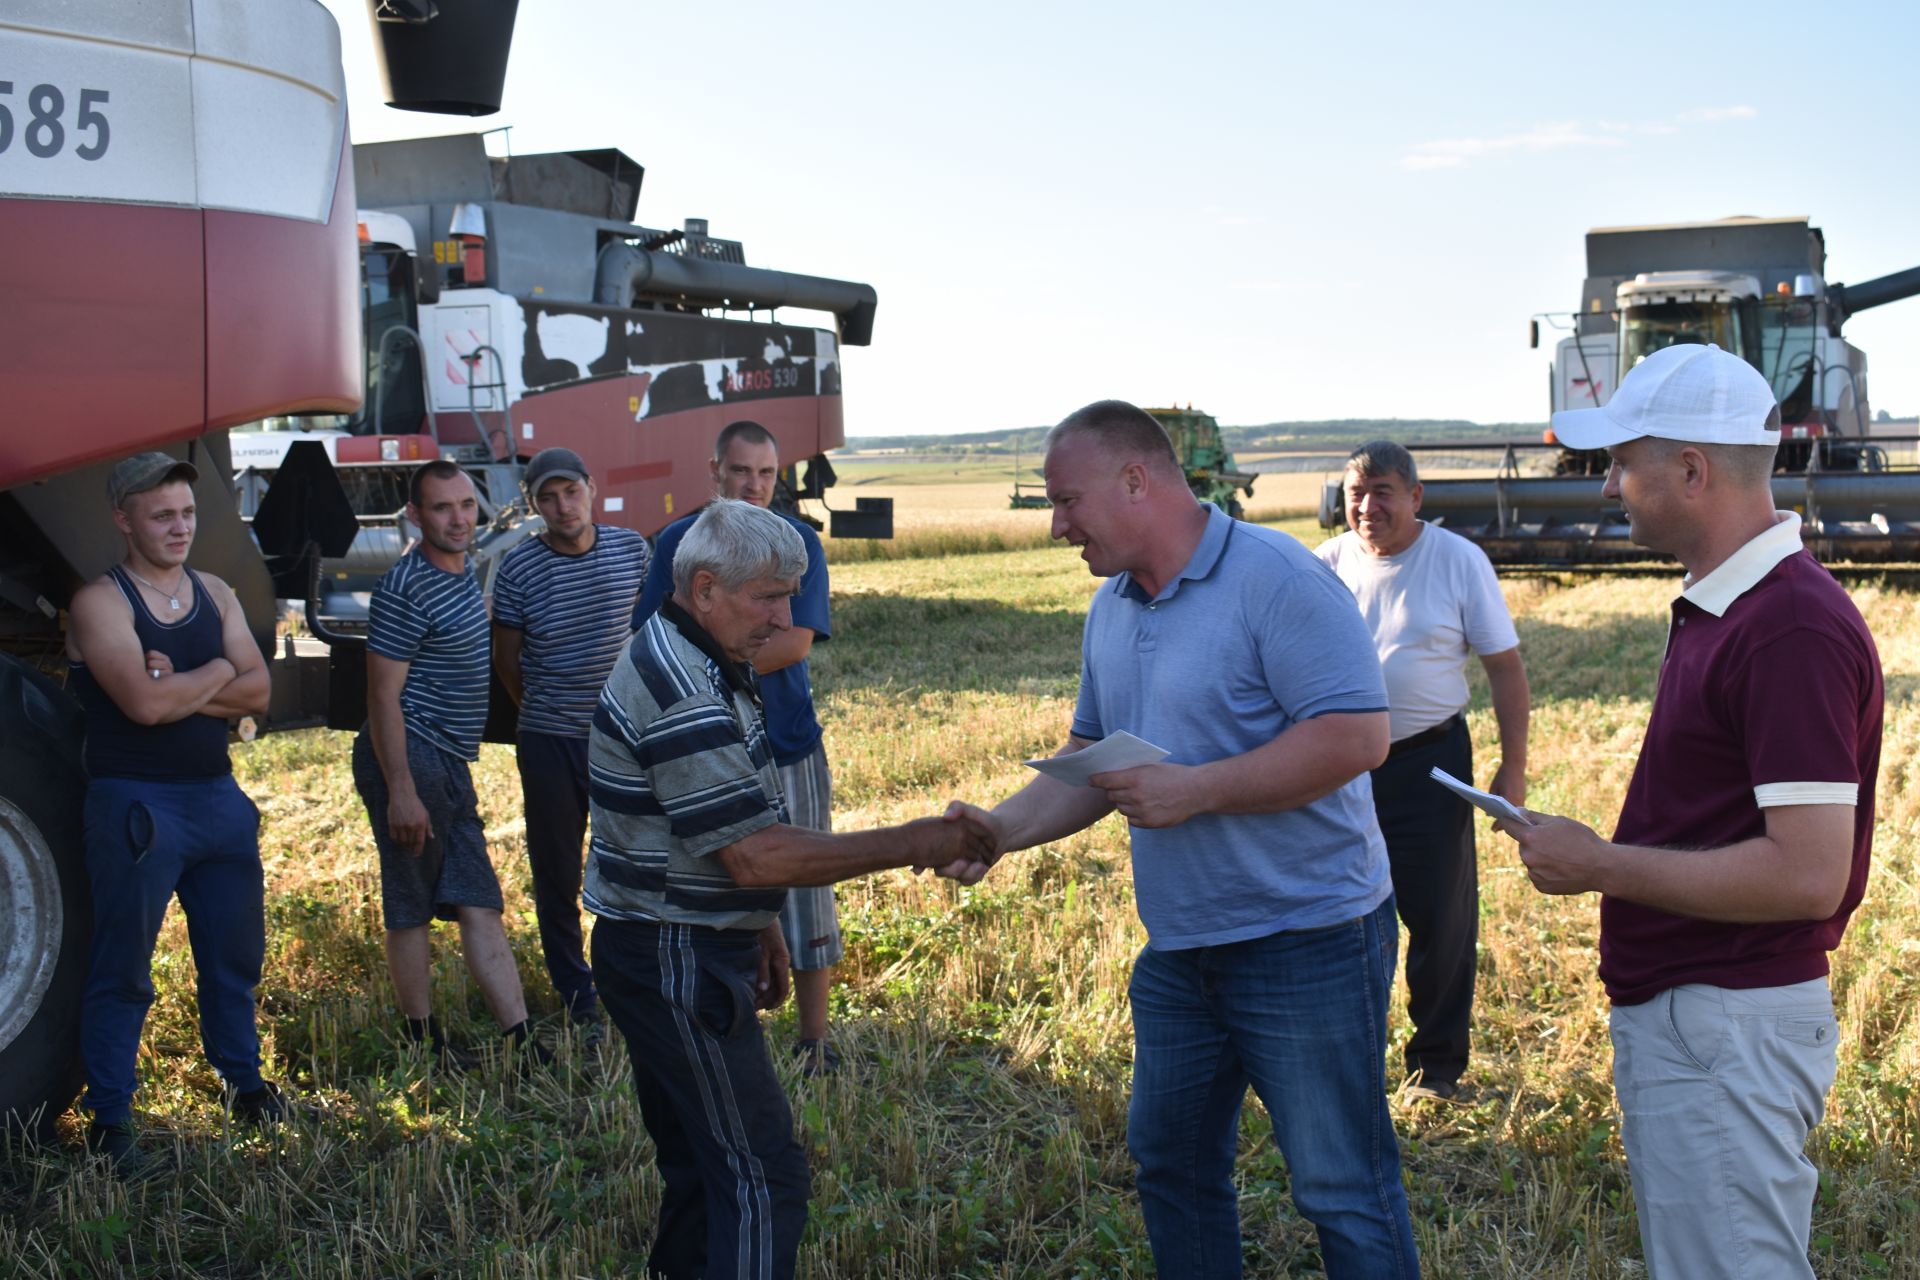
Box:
[1011,405,1256,515]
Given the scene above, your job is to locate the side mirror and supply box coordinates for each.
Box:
[1528,319,1540,350]
[415,258,441,306]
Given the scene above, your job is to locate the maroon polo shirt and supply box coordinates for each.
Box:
[1600,516,1883,1006]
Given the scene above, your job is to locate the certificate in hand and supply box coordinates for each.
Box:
[1026,731,1170,787]
[1428,767,1533,826]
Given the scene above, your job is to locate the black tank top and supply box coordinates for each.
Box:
[71,566,232,779]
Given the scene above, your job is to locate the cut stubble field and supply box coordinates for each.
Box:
[5,482,1918,1278]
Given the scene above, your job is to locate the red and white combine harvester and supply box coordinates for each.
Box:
[0,0,881,1131]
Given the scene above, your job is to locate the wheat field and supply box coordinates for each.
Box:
[3,498,1916,1278]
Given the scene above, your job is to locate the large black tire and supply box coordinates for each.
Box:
[0,655,89,1140]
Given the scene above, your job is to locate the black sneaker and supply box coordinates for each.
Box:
[85,1121,171,1184]
[504,1021,556,1074]
[436,1039,483,1074]
[227,1081,292,1127]
[1404,1078,1460,1104]
[793,1039,842,1079]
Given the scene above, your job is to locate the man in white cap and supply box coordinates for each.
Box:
[1495,344,1882,1278]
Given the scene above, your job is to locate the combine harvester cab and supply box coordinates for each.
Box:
[241,131,888,651]
[1318,217,1920,567]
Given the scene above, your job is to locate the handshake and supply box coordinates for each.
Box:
[901,802,1006,885]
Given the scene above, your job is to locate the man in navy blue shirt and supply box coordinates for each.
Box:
[634,422,843,1073]
[65,452,281,1179]
[951,402,1419,1278]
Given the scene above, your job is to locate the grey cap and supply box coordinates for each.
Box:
[108,452,199,507]
[524,446,589,497]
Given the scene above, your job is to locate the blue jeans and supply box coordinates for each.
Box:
[1128,897,1420,1279]
[80,775,265,1125]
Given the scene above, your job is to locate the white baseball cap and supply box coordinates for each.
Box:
[1551,343,1779,451]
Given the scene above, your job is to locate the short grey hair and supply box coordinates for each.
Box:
[1344,439,1419,488]
[672,498,807,594]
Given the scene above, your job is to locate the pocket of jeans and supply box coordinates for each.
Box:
[1775,1014,1837,1050]
[1664,985,1727,1074]
[694,954,758,1039]
[126,800,157,866]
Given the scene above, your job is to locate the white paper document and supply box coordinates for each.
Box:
[1428,767,1533,825]
[1026,731,1170,787]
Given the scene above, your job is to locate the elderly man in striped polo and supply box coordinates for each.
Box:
[588,498,994,1280]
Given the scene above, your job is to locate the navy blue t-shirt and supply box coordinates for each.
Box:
[633,509,830,767]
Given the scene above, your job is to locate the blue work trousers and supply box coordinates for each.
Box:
[516,731,597,1020]
[1127,897,1421,1279]
[80,775,265,1125]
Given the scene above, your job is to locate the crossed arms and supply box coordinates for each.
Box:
[66,573,268,725]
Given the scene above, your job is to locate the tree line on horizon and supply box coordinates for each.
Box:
[842,418,1554,457]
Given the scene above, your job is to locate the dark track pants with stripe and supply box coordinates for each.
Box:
[517,731,596,1020]
[595,918,810,1280]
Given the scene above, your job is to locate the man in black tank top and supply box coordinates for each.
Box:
[63,453,283,1179]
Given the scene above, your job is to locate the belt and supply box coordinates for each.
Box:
[1386,714,1461,760]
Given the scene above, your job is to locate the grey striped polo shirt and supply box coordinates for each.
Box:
[367,549,490,761]
[584,604,789,931]
[492,526,650,738]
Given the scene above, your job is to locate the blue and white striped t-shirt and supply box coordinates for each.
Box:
[493,526,650,738]
[368,549,490,761]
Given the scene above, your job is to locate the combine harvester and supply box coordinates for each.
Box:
[1014,405,1256,514]
[0,0,882,1134]
[1318,218,1920,566]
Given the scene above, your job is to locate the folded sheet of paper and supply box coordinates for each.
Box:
[1429,767,1533,825]
[1026,730,1170,787]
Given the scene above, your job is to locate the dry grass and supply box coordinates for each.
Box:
[4,494,1917,1277]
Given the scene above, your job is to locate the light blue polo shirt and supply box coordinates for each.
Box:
[1072,505,1393,949]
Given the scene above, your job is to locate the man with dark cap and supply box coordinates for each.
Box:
[63,452,282,1178]
[492,447,650,1032]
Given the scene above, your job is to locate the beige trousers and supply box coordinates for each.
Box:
[1609,977,1838,1280]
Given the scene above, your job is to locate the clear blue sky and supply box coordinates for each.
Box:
[323,0,1920,435]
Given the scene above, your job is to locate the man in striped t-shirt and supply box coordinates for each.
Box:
[354,460,538,1068]
[492,448,650,1028]
[590,499,996,1279]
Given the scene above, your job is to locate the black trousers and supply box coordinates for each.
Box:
[517,731,596,1020]
[595,918,811,1280]
[1368,716,1478,1088]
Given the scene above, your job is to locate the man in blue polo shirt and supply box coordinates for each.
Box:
[355,460,539,1068]
[634,421,845,1074]
[950,401,1419,1278]
[1496,344,1883,1279]
[493,447,651,1030]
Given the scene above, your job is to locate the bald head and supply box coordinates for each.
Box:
[1044,400,1182,476]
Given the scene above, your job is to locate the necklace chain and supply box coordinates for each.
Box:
[124,565,187,611]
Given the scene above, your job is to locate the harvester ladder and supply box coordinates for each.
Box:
[460,344,512,461]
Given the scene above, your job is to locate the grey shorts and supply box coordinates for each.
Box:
[776,744,843,971]
[353,729,505,931]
